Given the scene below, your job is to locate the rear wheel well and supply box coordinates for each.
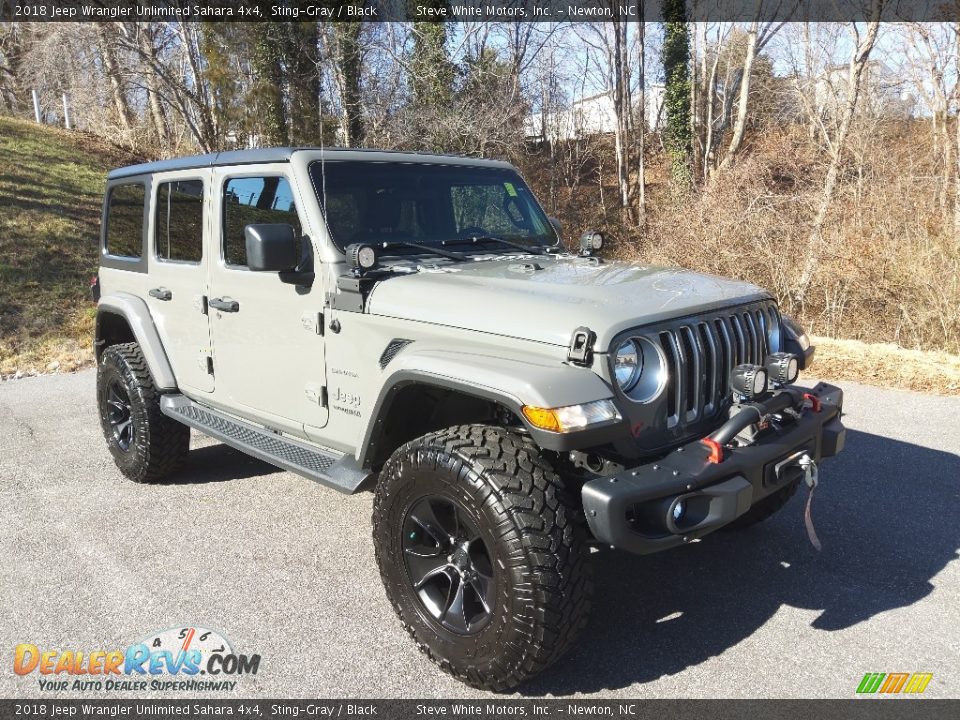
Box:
[365,384,525,470]
[95,311,136,362]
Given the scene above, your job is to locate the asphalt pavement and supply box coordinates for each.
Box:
[1,370,958,699]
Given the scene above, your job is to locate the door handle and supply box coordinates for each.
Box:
[149,287,172,301]
[209,297,240,313]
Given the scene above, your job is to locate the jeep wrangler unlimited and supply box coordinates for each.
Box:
[93,148,845,691]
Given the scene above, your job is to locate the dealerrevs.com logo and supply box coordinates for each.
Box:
[14,626,260,692]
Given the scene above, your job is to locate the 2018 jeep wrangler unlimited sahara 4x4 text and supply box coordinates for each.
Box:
[92,148,845,691]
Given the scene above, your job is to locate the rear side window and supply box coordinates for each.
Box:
[155,179,204,263]
[222,176,301,267]
[105,183,145,258]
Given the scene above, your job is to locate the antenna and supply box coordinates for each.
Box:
[318,87,328,215]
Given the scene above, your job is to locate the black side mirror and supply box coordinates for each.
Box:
[244,224,298,272]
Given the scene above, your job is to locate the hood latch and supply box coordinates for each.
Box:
[567,326,596,366]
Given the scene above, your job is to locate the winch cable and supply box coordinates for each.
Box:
[798,453,822,551]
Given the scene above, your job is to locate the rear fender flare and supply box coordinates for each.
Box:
[96,293,177,390]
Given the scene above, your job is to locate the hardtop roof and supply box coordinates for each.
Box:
[107,147,515,180]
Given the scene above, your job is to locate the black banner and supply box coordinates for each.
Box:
[1,0,958,23]
[0,700,958,720]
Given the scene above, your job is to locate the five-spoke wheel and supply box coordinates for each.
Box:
[402,496,495,635]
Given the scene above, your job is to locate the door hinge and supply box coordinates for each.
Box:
[301,311,324,336]
[305,383,327,407]
[199,350,213,375]
[194,295,209,315]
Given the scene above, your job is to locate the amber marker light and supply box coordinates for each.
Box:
[522,400,621,433]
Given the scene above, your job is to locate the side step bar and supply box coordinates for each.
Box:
[160,394,372,494]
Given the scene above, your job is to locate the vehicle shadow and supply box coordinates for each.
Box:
[520,429,960,695]
[161,442,281,485]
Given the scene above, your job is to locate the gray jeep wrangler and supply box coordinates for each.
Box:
[92,148,845,690]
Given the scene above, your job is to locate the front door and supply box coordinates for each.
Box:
[207,166,328,436]
[146,172,214,394]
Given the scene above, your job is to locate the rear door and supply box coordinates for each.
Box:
[206,165,328,437]
[146,171,214,394]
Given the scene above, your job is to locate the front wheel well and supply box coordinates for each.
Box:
[363,383,526,470]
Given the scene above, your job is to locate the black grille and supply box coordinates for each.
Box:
[658,303,779,429]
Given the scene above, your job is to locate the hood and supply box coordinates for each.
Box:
[365,255,772,349]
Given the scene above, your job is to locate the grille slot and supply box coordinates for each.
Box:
[656,303,777,429]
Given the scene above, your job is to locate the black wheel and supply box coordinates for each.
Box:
[723,479,801,531]
[372,425,592,691]
[96,342,189,483]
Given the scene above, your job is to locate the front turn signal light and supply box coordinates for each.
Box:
[522,399,621,433]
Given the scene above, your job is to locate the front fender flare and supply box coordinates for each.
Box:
[357,349,626,467]
[96,293,177,390]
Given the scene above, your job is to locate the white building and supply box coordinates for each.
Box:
[524,86,665,143]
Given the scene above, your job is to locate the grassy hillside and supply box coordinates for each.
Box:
[0,116,140,376]
[1,115,958,395]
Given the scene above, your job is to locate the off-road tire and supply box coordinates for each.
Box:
[372,425,592,691]
[97,342,189,483]
[724,479,801,531]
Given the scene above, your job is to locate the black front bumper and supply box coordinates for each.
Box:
[582,382,845,554]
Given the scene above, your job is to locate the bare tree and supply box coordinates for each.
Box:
[794,16,882,308]
[719,9,791,171]
[97,26,133,133]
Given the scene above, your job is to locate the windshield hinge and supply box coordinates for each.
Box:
[567,326,596,366]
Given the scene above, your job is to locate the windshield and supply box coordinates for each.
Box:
[309,160,556,253]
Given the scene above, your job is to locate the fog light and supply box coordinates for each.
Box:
[730,363,768,399]
[765,352,800,385]
[346,243,378,271]
[672,499,686,524]
[579,230,604,256]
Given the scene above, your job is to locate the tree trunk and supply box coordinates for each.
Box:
[702,46,721,181]
[954,22,960,245]
[611,21,632,223]
[136,27,169,148]
[662,0,692,191]
[719,22,758,171]
[252,23,288,146]
[637,18,646,224]
[333,21,364,147]
[794,20,881,309]
[97,27,133,132]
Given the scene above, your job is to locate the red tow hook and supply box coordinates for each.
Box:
[803,393,822,413]
[701,437,724,464]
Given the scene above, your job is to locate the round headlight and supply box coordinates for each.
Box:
[614,339,641,392]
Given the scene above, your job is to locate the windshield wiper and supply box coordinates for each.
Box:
[441,235,547,256]
[378,240,468,262]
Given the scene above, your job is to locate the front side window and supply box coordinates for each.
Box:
[156,179,204,263]
[105,183,145,258]
[222,176,301,267]
[308,161,555,253]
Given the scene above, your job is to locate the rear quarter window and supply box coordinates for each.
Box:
[155,179,204,263]
[105,183,146,258]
